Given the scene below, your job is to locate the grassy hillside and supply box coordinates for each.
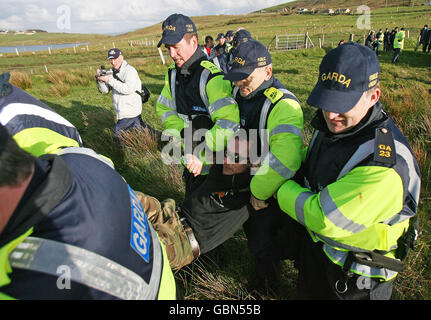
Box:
[264,0,430,12]
[2,5,431,300]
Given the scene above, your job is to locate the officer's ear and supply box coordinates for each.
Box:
[264,64,273,81]
[366,84,381,107]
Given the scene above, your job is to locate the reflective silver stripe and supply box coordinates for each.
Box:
[264,151,295,179]
[270,124,303,140]
[337,138,421,227]
[199,69,211,108]
[157,95,176,110]
[213,57,221,69]
[394,140,421,204]
[295,191,313,226]
[215,119,240,133]
[56,147,115,169]
[259,98,272,139]
[308,130,319,153]
[233,86,240,99]
[9,232,162,300]
[207,97,236,116]
[161,110,178,124]
[258,88,299,146]
[0,103,76,129]
[170,69,177,111]
[382,141,421,225]
[320,187,366,234]
[323,244,398,280]
[337,140,374,180]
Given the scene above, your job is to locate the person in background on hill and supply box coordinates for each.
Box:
[338,39,345,46]
[275,42,421,300]
[202,35,215,59]
[422,26,431,53]
[225,30,234,49]
[384,28,391,52]
[389,28,397,51]
[419,24,428,51]
[96,48,155,141]
[214,33,227,56]
[224,39,304,292]
[392,27,405,63]
[0,72,82,157]
[156,13,240,199]
[375,29,384,56]
[0,125,176,300]
[212,33,230,73]
[365,30,376,49]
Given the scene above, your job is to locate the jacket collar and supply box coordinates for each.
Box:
[178,48,207,76]
[0,155,72,248]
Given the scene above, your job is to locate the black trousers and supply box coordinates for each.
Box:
[243,199,282,262]
[392,48,401,63]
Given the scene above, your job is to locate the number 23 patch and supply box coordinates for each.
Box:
[373,128,396,165]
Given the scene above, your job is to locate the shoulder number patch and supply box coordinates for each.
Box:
[264,87,283,104]
[200,60,221,74]
[373,128,396,165]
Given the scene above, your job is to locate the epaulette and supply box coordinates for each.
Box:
[263,87,284,104]
[373,127,396,165]
[200,60,221,75]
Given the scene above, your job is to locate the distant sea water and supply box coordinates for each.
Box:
[0,42,89,53]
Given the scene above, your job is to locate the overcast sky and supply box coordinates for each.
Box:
[0,0,292,35]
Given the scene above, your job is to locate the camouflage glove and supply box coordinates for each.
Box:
[135,191,196,271]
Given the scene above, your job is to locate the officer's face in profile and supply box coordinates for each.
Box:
[323,87,381,134]
[234,65,272,97]
[165,34,198,68]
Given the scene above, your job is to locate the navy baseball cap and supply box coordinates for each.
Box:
[224,39,271,82]
[107,48,122,59]
[233,29,252,47]
[157,13,197,48]
[307,42,380,113]
[216,33,225,41]
[225,30,234,37]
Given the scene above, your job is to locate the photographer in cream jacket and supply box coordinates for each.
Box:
[97,48,145,140]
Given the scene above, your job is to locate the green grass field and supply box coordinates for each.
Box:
[1,4,431,300]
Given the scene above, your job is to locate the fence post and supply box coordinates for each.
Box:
[158,47,166,65]
[304,32,309,49]
[15,48,19,56]
[349,34,354,42]
[44,65,49,73]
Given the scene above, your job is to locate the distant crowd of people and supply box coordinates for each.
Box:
[362,25,430,62]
